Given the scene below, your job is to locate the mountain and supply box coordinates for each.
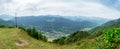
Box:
[0,14,14,20]
[9,15,109,38]
[90,18,120,37]
[63,16,109,25]
[11,16,93,38]
[52,18,120,48]
[0,19,14,26]
[0,15,119,49]
[0,15,14,26]
[0,15,109,38]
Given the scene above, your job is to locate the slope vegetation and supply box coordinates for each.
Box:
[0,28,78,49]
[1,27,120,49]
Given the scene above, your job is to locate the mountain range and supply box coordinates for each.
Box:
[1,15,120,49]
[0,15,110,38]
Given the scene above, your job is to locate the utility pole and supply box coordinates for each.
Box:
[15,11,18,28]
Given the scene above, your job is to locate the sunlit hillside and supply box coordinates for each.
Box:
[0,28,78,49]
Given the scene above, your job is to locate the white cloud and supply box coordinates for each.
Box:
[0,0,120,19]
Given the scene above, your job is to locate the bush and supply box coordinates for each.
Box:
[0,24,15,28]
[18,26,26,31]
[0,24,6,28]
[103,28,120,49]
[8,26,15,28]
[53,37,66,45]
[104,28,120,43]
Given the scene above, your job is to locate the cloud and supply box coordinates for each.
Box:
[0,0,120,19]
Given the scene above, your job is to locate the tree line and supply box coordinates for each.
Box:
[52,31,90,45]
[19,27,47,42]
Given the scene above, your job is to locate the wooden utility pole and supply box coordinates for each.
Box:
[15,11,18,28]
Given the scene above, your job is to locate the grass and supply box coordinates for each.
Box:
[0,28,78,49]
[1,28,119,49]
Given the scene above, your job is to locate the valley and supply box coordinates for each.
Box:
[0,16,120,49]
[1,0,120,49]
[0,15,109,38]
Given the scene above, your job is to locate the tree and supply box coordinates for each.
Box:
[58,37,66,45]
[52,31,90,44]
[53,37,66,45]
[25,27,47,42]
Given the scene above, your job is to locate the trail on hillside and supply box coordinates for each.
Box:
[12,29,29,46]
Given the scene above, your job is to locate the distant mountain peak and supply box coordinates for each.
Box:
[0,14,13,21]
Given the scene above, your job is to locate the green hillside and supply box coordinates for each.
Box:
[52,31,90,44]
[0,28,78,49]
[0,27,105,49]
[89,18,120,37]
[1,27,120,49]
[1,18,120,49]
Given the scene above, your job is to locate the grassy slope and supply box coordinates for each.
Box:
[0,28,78,49]
[2,28,120,49]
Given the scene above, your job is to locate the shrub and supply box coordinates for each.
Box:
[18,26,26,31]
[0,24,6,28]
[53,37,66,45]
[103,28,120,49]
[104,28,120,43]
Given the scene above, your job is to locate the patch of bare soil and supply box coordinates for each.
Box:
[15,40,29,46]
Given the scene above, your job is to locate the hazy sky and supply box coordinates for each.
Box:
[0,0,120,19]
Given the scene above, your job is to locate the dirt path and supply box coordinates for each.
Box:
[12,29,29,46]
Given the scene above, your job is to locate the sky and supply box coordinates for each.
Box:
[0,0,120,19]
